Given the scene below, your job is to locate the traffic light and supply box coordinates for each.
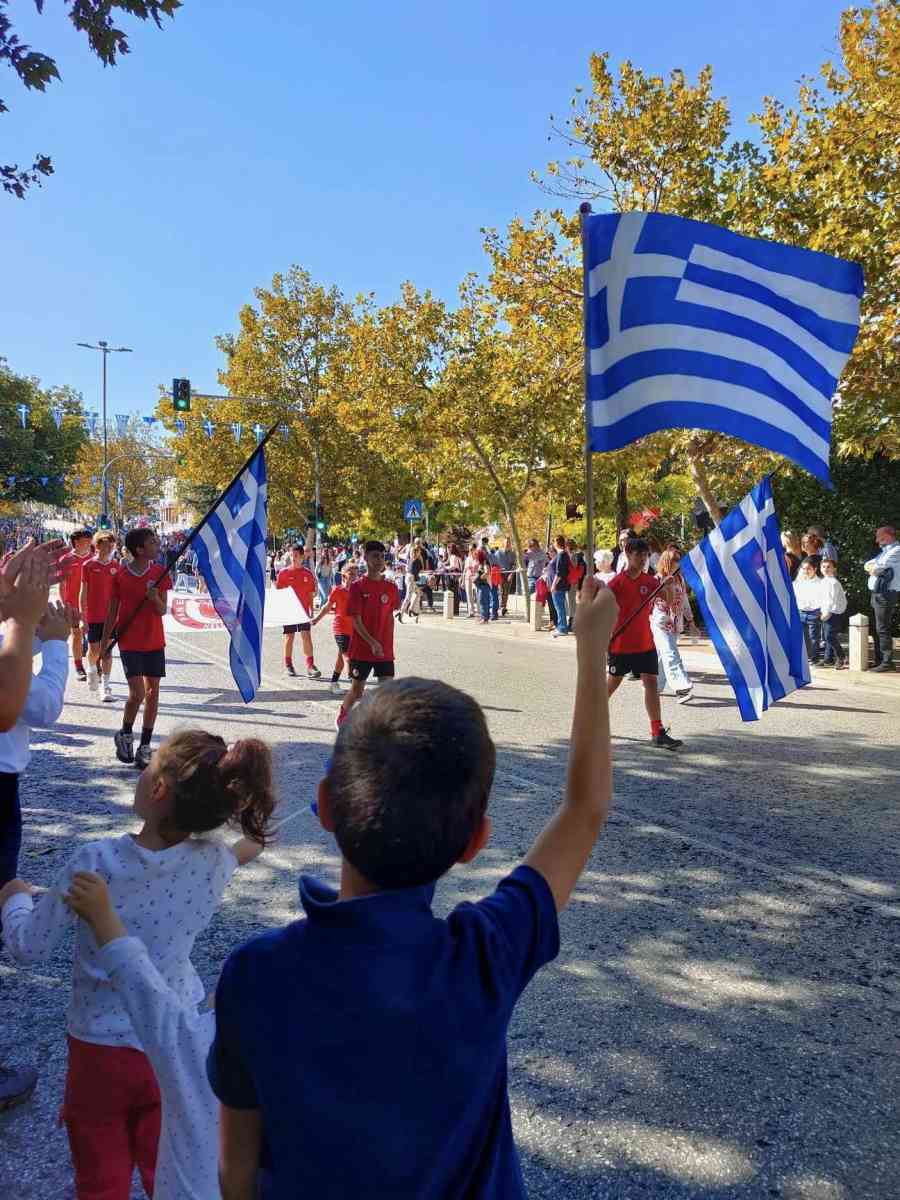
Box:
[98,513,112,530]
[172,378,191,411]
[315,503,326,532]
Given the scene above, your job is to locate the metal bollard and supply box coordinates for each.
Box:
[848,611,868,671]
[443,589,455,620]
[531,596,544,633]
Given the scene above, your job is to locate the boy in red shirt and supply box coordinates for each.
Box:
[101,528,170,770]
[275,545,321,680]
[59,529,94,681]
[311,562,358,695]
[80,531,119,703]
[335,541,401,730]
[607,537,682,751]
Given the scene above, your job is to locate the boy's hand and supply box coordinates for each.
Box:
[37,601,74,643]
[575,576,618,651]
[368,639,384,658]
[64,872,126,946]
[0,879,37,906]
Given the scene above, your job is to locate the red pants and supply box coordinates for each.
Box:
[63,1035,161,1199]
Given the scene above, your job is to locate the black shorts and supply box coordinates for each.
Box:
[349,659,395,681]
[120,649,166,679]
[87,622,106,645]
[334,634,351,653]
[282,623,311,634]
[608,649,658,677]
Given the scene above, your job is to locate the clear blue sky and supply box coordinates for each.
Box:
[3,0,848,419]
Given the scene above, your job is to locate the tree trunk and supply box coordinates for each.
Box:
[615,475,629,533]
[686,436,722,527]
[465,433,531,622]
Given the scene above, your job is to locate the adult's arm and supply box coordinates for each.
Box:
[0,546,53,730]
[21,637,68,728]
[218,1106,262,1200]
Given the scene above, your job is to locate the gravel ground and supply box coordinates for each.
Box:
[1,614,898,1198]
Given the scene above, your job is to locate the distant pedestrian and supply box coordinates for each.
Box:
[864,524,900,672]
[793,558,823,665]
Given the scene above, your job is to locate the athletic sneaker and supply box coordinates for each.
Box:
[307,666,322,680]
[652,728,683,751]
[285,663,297,677]
[102,683,115,703]
[88,667,100,693]
[676,687,694,704]
[134,743,153,771]
[334,707,347,731]
[114,730,135,764]
[75,665,87,682]
[552,628,568,638]
[329,681,341,695]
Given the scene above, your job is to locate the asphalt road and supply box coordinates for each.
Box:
[1,613,898,1199]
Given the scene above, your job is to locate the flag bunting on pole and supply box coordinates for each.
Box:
[679,476,809,721]
[582,212,863,483]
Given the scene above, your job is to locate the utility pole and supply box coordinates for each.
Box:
[77,340,132,523]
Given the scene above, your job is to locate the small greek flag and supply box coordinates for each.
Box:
[192,446,268,701]
[583,212,863,483]
[680,477,809,721]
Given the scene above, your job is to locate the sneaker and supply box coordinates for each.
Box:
[75,665,87,682]
[334,707,347,732]
[102,682,115,703]
[0,1062,37,1112]
[88,667,100,693]
[552,628,568,638]
[652,728,683,751]
[134,743,153,771]
[285,663,297,677]
[114,730,134,764]
[307,666,322,680]
[872,661,895,673]
[675,687,694,704]
[329,681,341,695]
[835,662,848,671]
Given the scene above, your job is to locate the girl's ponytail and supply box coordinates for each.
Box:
[160,731,276,846]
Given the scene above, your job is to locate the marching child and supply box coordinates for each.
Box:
[311,562,358,695]
[59,528,94,681]
[275,544,322,680]
[334,540,400,730]
[793,557,824,665]
[820,557,848,669]
[80,530,119,703]
[0,729,275,1200]
[208,577,618,1198]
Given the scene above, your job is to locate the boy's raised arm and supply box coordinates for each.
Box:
[524,576,616,912]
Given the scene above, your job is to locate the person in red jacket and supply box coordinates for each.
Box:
[80,531,119,703]
[275,545,321,679]
[607,538,682,751]
[58,529,94,681]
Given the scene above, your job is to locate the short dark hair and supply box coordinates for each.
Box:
[70,529,93,543]
[625,537,649,555]
[821,557,838,567]
[124,527,155,555]
[329,678,495,889]
[291,543,305,552]
[364,540,385,553]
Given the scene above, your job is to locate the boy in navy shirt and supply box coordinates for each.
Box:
[208,577,618,1199]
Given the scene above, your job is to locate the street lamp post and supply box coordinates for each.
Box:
[77,340,132,522]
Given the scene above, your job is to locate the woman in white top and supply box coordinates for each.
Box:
[650,548,694,703]
[593,548,616,585]
[793,558,824,665]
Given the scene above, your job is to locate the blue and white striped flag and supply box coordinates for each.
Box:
[583,212,863,483]
[680,477,809,721]
[192,445,268,701]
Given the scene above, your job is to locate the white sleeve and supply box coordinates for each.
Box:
[0,843,92,965]
[21,640,68,728]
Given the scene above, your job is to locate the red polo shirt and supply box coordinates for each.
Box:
[608,571,655,654]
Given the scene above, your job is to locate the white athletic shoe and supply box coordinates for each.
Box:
[329,681,341,695]
[676,687,694,704]
[88,667,100,693]
[102,682,114,703]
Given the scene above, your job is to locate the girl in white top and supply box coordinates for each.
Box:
[820,557,848,669]
[793,558,824,665]
[0,730,276,1199]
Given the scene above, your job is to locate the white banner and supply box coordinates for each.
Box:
[163,586,310,635]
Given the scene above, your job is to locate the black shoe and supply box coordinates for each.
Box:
[0,1062,37,1112]
[872,661,895,673]
[285,663,297,677]
[628,671,641,681]
[652,728,682,751]
[75,666,88,682]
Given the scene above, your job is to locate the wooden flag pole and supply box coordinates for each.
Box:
[579,202,595,558]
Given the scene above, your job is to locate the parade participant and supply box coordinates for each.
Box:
[864,524,900,672]
[0,730,275,1200]
[650,548,693,704]
[102,528,170,770]
[80,531,119,703]
[819,558,848,669]
[59,529,94,681]
[275,545,321,680]
[607,538,682,750]
[794,558,824,665]
[208,578,617,1200]
[334,541,400,730]
[311,562,358,695]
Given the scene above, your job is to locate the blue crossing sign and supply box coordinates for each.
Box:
[403,499,423,521]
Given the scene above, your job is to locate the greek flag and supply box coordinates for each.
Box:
[583,212,863,483]
[680,477,809,721]
[192,446,268,701]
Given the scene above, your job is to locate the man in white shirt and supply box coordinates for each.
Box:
[864,525,900,672]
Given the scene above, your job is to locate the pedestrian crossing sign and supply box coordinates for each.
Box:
[404,499,423,521]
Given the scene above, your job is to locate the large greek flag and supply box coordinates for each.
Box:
[193,446,268,701]
[680,477,809,721]
[583,212,863,483]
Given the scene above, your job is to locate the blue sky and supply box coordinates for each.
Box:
[3,0,848,419]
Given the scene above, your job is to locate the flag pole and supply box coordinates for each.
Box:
[579,201,594,558]
[104,420,281,654]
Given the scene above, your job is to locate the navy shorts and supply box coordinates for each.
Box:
[608,649,658,677]
[120,649,166,679]
[282,623,311,634]
[87,622,106,645]
[334,634,351,653]
[349,659,395,681]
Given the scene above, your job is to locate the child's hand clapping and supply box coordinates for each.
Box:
[575,575,618,655]
[0,878,37,907]
[65,872,127,947]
